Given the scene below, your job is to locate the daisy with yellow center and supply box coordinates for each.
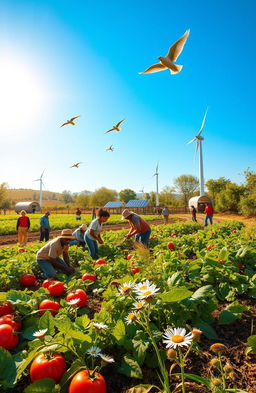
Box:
[133,300,147,310]
[163,327,193,349]
[136,284,160,300]
[118,282,134,296]
[87,346,102,357]
[134,280,151,292]
[125,312,137,325]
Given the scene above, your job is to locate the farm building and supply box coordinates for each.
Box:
[125,199,153,214]
[188,195,212,213]
[104,201,125,214]
[14,201,41,214]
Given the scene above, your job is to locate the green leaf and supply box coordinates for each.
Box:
[75,314,91,329]
[218,247,228,261]
[0,347,16,387]
[190,285,213,301]
[24,378,55,393]
[159,287,192,303]
[54,316,72,334]
[167,272,183,287]
[39,311,55,335]
[118,355,143,379]
[22,326,40,341]
[204,257,223,268]
[192,319,218,339]
[172,373,211,388]
[16,349,42,381]
[219,303,246,325]
[132,339,149,365]
[125,385,158,393]
[225,390,250,393]
[60,359,84,388]
[247,335,256,353]
[112,319,126,344]
[6,290,31,303]
[0,292,7,301]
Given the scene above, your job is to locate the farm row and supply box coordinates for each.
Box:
[0,221,255,392]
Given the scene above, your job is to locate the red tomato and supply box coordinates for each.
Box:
[94,259,107,265]
[48,281,65,296]
[20,274,36,287]
[0,314,22,331]
[130,266,140,275]
[82,274,97,282]
[216,258,224,265]
[42,279,54,289]
[171,233,177,237]
[0,324,19,350]
[211,232,215,236]
[30,353,66,383]
[167,242,175,250]
[127,254,134,260]
[150,236,156,240]
[18,248,26,252]
[39,300,60,315]
[69,370,106,393]
[66,289,87,307]
[233,230,238,234]
[0,302,13,317]
[207,245,214,251]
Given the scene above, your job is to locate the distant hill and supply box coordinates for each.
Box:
[6,189,64,203]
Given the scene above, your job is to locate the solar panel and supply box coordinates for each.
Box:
[125,200,149,207]
[104,201,124,208]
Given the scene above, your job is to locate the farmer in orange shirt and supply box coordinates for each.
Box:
[122,209,151,246]
[204,203,214,226]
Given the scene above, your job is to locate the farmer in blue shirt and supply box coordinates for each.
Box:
[40,211,51,242]
[70,224,87,247]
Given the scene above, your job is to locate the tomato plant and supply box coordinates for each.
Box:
[42,279,54,289]
[95,259,107,265]
[47,281,65,296]
[66,289,87,307]
[69,370,106,393]
[39,299,60,315]
[0,314,22,331]
[0,301,13,317]
[0,324,19,349]
[167,242,175,249]
[20,274,36,286]
[30,353,66,383]
[82,273,97,281]
[130,266,140,274]
[127,253,134,260]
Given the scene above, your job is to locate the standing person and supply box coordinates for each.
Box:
[122,209,151,246]
[204,203,214,226]
[91,207,96,220]
[162,207,170,224]
[75,207,82,221]
[40,211,51,242]
[191,205,197,222]
[70,224,87,247]
[36,229,76,278]
[85,209,110,260]
[16,210,30,246]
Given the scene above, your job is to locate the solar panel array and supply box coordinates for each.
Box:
[104,201,124,208]
[125,200,149,207]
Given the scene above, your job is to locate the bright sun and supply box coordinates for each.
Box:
[0,55,47,137]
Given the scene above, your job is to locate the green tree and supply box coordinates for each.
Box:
[159,186,176,206]
[0,183,8,207]
[145,191,156,206]
[62,190,74,203]
[243,169,256,193]
[89,187,117,207]
[206,177,231,203]
[119,189,136,203]
[215,183,246,213]
[239,192,256,216]
[173,175,199,207]
[75,190,91,208]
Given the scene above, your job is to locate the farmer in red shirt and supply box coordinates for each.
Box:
[16,210,30,246]
[204,203,214,226]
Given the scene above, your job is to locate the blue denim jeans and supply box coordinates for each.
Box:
[37,257,68,278]
[192,215,197,222]
[204,215,213,226]
[135,229,151,246]
[85,234,98,260]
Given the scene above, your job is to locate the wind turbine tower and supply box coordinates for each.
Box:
[187,108,208,196]
[153,163,159,206]
[33,170,45,208]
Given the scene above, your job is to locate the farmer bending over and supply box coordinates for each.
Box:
[36,229,76,278]
[122,209,151,246]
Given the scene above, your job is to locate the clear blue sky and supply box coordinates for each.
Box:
[0,0,255,194]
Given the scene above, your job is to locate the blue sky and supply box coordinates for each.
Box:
[0,0,255,194]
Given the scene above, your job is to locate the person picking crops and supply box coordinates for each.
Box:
[122,209,151,246]
[84,209,110,260]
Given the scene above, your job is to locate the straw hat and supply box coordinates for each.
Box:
[79,224,87,231]
[20,210,26,215]
[121,209,134,219]
[58,229,76,239]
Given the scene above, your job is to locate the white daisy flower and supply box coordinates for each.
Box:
[133,280,152,293]
[162,327,193,349]
[92,322,108,330]
[33,328,48,338]
[100,354,115,363]
[133,300,147,310]
[136,284,160,300]
[87,346,102,357]
[118,282,134,296]
[125,312,137,325]
[67,298,80,306]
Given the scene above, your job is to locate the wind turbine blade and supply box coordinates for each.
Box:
[40,169,45,179]
[33,179,40,182]
[42,182,46,188]
[187,137,196,144]
[156,162,159,173]
[198,107,208,136]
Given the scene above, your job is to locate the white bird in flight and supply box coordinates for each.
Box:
[104,119,125,134]
[60,116,81,127]
[106,145,114,152]
[140,30,190,75]
[70,162,82,168]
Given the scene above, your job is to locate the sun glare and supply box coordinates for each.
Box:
[0,55,47,138]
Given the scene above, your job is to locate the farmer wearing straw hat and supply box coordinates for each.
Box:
[122,209,151,246]
[36,229,76,278]
[70,224,87,247]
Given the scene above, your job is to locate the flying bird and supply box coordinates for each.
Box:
[60,116,81,127]
[70,162,82,168]
[140,30,190,75]
[106,145,114,151]
[104,119,125,134]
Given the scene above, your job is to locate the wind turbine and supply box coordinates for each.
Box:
[187,108,208,196]
[152,163,159,206]
[33,170,45,208]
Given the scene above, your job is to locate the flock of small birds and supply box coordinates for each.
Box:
[60,30,190,169]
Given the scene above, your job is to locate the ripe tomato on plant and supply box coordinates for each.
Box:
[171,233,177,237]
[207,244,214,251]
[94,259,107,265]
[66,289,87,307]
[30,353,66,383]
[42,279,54,289]
[18,248,26,253]
[167,242,175,250]
[127,253,134,260]
[20,274,36,287]
[39,300,60,315]
[0,314,22,331]
[69,370,106,393]
[47,281,65,296]
[82,274,97,282]
[0,302,13,317]
[0,324,19,350]
[130,266,140,275]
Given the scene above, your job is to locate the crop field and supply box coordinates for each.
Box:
[0,220,255,393]
[0,214,159,235]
